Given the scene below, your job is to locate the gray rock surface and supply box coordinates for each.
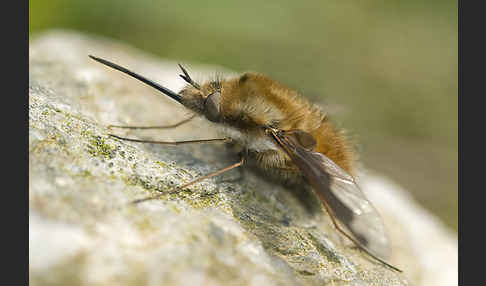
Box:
[29,30,457,286]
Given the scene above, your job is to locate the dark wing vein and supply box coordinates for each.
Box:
[270,129,391,259]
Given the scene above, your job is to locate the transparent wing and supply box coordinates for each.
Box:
[270,129,391,259]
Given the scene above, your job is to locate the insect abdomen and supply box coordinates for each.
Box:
[219,72,354,177]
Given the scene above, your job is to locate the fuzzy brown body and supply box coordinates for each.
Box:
[180,72,354,182]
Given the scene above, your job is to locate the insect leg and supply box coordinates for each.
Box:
[129,156,245,205]
[320,198,403,272]
[109,134,232,145]
[107,114,196,130]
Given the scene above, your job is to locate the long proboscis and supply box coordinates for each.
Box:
[88,55,182,103]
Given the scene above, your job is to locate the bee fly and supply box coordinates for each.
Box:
[89,55,402,272]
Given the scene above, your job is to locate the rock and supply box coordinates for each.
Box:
[29,30,457,286]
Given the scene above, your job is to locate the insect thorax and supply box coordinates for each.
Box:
[217,72,354,175]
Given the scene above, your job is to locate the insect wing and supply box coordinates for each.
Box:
[273,131,391,259]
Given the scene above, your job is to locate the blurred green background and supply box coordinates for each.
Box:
[29,0,457,231]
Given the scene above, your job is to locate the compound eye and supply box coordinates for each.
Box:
[204,91,221,122]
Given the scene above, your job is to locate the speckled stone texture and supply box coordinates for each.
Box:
[29,30,457,286]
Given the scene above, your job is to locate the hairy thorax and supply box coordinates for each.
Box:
[215,73,354,181]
